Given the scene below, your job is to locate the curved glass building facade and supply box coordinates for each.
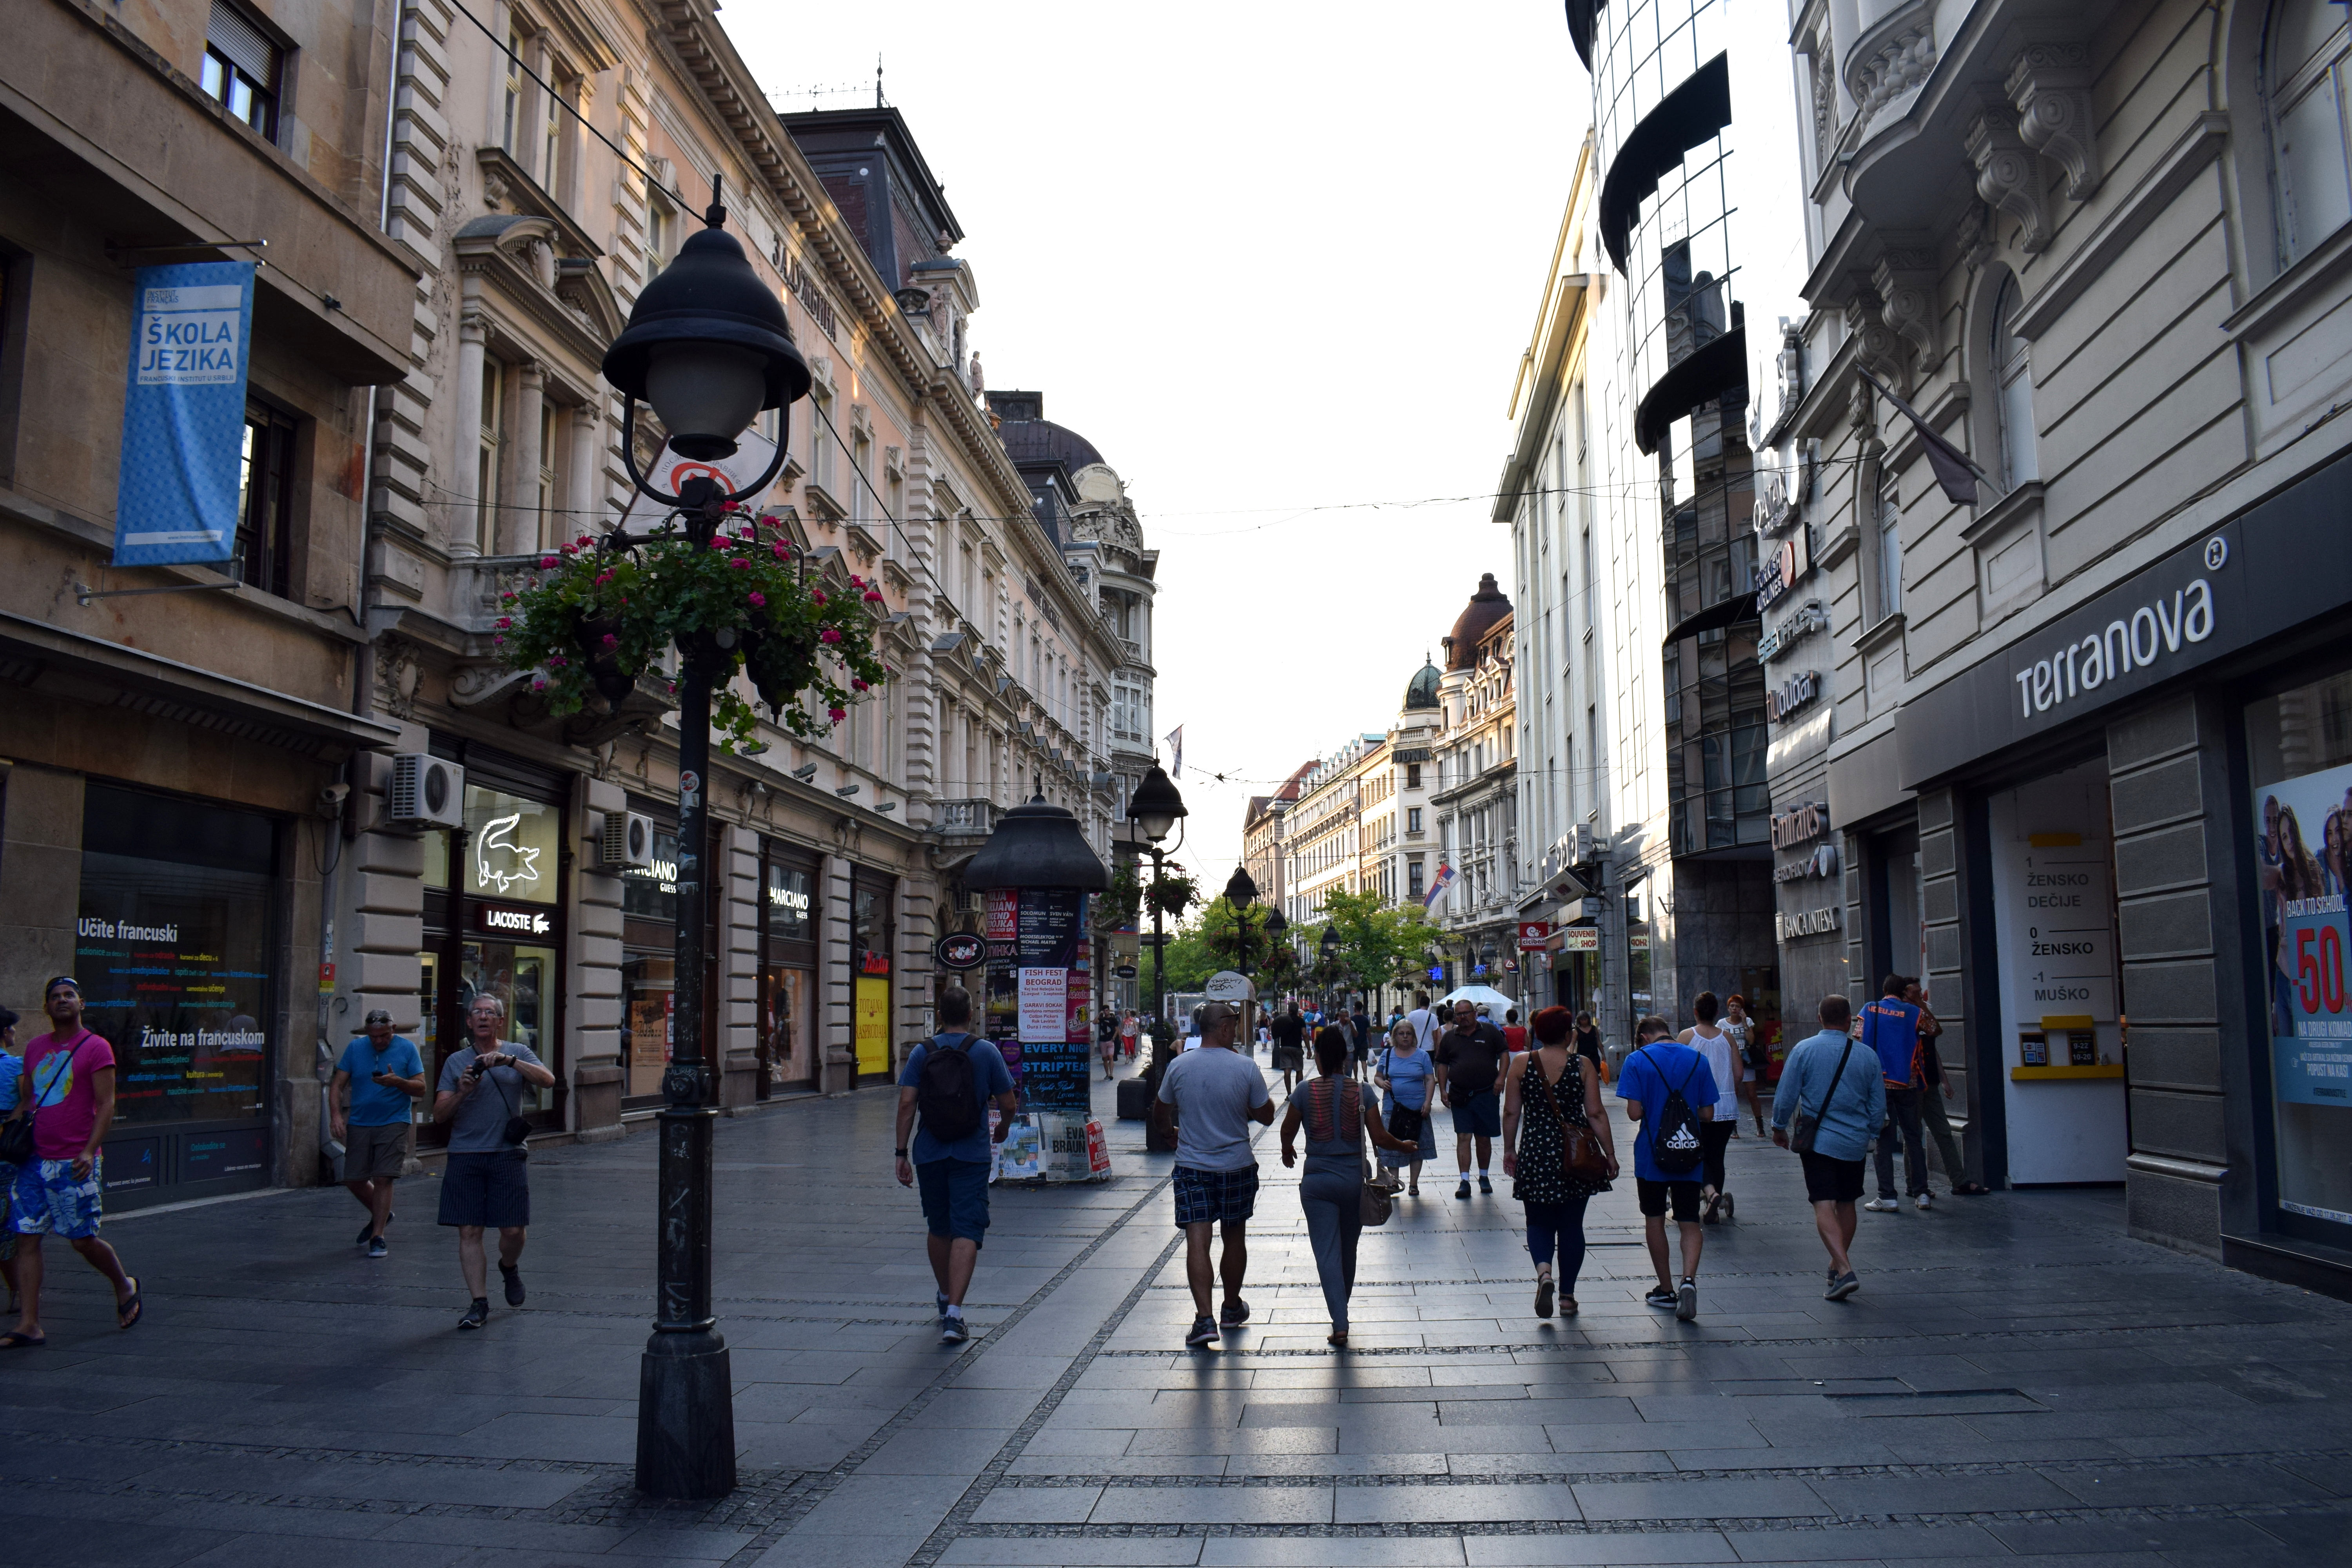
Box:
[1578,0,1765,857]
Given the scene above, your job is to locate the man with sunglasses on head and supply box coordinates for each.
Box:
[331,1009,426,1258]
[2,977,141,1349]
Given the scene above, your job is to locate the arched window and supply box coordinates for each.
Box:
[1991,275,2038,489]
[2268,1,2352,266]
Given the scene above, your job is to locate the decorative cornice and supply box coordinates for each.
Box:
[1965,107,2050,254]
[1843,0,1936,140]
[1872,245,1941,380]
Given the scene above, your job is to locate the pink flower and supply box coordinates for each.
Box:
[500,590,517,602]
[731,558,751,570]
[863,590,884,603]
[747,591,767,608]
[771,543,789,559]
[561,543,578,557]
[820,627,843,644]
[495,616,512,628]
[811,590,828,605]
[710,536,730,550]
[539,555,559,568]
[531,677,548,691]
[550,657,569,668]
[595,570,614,586]
[851,677,870,692]
[576,535,592,547]
[492,634,505,645]
[849,575,864,588]
[601,633,618,648]
[828,706,847,724]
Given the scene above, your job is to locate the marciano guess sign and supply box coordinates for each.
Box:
[1898,452,2352,788]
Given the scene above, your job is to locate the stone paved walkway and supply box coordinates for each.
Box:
[5,1064,2352,1567]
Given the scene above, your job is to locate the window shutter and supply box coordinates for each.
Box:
[208,2,278,85]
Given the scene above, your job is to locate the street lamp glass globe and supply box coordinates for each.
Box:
[1223,866,1258,910]
[1127,765,1187,844]
[644,342,767,460]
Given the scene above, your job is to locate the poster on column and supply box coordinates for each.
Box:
[2252,758,2352,1107]
[113,262,255,567]
[1016,889,1091,1118]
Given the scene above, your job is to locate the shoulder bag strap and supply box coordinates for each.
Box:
[1810,1040,1856,1123]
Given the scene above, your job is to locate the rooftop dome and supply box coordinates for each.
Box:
[988,390,1104,472]
[1444,573,1512,670]
[1402,655,1443,711]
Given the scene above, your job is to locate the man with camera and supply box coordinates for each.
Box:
[330,1009,426,1258]
[433,995,554,1330]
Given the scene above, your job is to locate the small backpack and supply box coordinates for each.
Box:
[1643,1047,1706,1175]
[915,1034,984,1142]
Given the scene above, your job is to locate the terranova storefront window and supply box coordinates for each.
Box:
[76,782,276,1197]
[2248,666,2352,1235]
[621,821,681,1103]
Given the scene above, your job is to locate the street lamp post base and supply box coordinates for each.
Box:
[635,1329,736,1498]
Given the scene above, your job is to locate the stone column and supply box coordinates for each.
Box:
[2107,695,2229,1256]
[573,776,627,1140]
[449,311,487,557]
[570,399,604,539]
[0,763,82,1023]
[501,359,544,557]
[820,851,856,1093]
[721,822,761,1108]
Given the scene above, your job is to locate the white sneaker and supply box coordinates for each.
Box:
[1863,1197,1899,1212]
[1915,1192,1933,1211]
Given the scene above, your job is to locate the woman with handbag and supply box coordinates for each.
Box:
[1501,1006,1617,1319]
[1281,1027,1417,1346]
[1372,1019,1437,1196]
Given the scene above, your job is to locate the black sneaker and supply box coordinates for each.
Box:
[457,1298,489,1331]
[1643,1285,1678,1310]
[1826,1271,1861,1301]
[940,1315,969,1344]
[1478,1174,1493,1195]
[357,1217,377,1245]
[500,1264,526,1307]
[1675,1278,1699,1321]
[1220,1297,1250,1327]
[1185,1314,1220,1348]
[1455,1179,1472,1200]
[367,1237,388,1260]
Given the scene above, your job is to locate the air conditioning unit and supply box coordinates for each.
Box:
[599,810,655,869]
[385,754,464,831]
[1568,823,1595,865]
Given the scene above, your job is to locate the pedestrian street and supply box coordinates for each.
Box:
[5,1069,2352,1568]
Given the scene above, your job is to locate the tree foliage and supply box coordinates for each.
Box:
[1303,888,1434,993]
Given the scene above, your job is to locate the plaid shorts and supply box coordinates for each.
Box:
[1172,1163,1259,1227]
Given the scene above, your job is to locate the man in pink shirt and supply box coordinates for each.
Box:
[2,976,141,1348]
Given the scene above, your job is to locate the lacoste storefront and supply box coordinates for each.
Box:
[1883,454,2352,1292]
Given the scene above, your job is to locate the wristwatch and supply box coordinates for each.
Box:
[894,1147,908,1157]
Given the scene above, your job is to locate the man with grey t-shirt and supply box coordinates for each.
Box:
[433,995,555,1331]
[1153,1002,1274,1347]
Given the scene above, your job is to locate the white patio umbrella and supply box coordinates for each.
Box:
[1437,985,1516,1013]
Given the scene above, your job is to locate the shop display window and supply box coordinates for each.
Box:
[2246,667,2352,1230]
[75,784,274,1131]
[464,784,560,905]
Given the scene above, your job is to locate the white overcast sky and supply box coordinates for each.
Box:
[724,2,1809,882]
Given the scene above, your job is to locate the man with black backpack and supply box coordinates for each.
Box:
[894,987,1018,1345]
[1617,1013,1718,1321]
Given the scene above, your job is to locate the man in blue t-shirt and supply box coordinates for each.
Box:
[1617,1014,1718,1321]
[330,1009,426,1258]
[1859,976,1929,1212]
[894,986,1018,1345]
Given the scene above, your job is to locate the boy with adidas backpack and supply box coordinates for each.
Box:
[894,987,1018,1344]
[1617,1013,1719,1321]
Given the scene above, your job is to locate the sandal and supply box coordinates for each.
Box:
[0,1330,45,1350]
[1327,1330,1348,1347]
[1561,1296,1579,1317]
[115,1278,143,1331]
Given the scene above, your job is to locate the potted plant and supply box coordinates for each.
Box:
[493,514,887,754]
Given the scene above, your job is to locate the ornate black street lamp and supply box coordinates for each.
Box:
[600,178,810,1502]
[1222,865,1259,1029]
[1128,764,1187,1029]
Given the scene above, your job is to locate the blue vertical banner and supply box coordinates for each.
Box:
[112,261,256,567]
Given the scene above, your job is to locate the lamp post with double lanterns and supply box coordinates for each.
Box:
[596,176,811,1501]
[1222,865,1258,1031]
[1127,764,1188,1031]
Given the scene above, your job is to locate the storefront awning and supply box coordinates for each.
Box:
[0,609,401,759]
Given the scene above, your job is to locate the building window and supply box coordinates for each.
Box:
[235,403,297,598]
[1992,274,2039,488]
[542,72,566,191]
[851,427,871,522]
[1407,807,1423,834]
[1875,472,1902,622]
[809,385,835,494]
[538,401,559,552]
[501,29,523,154]
[1405,763,1422,789]
[2269,1,2352,266]
[645,192,674,279]
[477,358,503,554]
[201,1,282,138]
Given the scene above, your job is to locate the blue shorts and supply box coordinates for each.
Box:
[1172,1163,1259,1227]
[916,1157,991,1244]
[1451,1090,1503,1138]
[11,1156,104,1240]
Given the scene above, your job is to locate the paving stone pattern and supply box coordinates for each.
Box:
[5,1065,2352,1567]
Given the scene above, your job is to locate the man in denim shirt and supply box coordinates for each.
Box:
[1772,995,1888,1301]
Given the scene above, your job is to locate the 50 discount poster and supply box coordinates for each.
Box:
[2254,758,2352,1105]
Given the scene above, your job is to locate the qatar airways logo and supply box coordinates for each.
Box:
[2011,577,2215,719]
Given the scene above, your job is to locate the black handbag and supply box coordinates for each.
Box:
[1790,1039,1856,1154]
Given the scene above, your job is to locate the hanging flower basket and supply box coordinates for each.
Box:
[1146,867,1199,919]
[494,515,888,754]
